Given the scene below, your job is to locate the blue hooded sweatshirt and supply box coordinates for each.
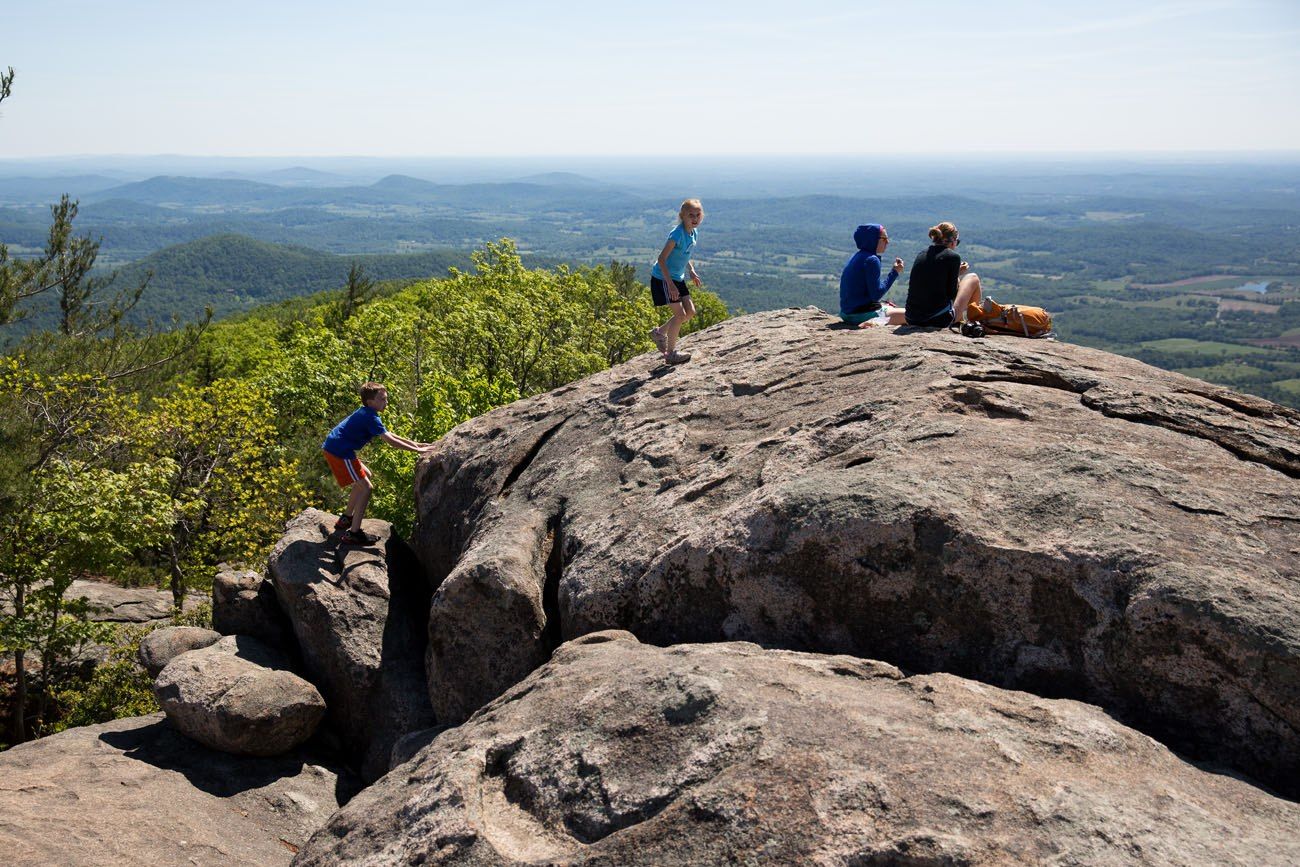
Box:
[838,224,898,315]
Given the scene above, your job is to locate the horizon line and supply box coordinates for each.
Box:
[3,149,1300,162]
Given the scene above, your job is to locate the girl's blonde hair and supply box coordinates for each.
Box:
[928,221,958,244]
[678,198,704,223]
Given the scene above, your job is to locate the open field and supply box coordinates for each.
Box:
[1140,338,1276,356]
[1217,298,1281,314]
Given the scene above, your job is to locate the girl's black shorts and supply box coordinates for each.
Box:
[650,276,691,307]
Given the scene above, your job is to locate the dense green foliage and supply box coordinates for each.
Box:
[196,240,726,536]
[0,229,728,744]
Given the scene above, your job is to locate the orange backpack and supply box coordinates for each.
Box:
[966,296,1054,338]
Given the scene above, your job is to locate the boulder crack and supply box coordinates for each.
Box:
[500,417,570,498]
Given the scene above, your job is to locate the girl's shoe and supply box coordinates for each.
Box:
[650,327,667,354]
[341,529,380,546]
[665,350,692,365]
[334,514,352,531]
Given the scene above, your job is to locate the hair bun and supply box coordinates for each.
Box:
[929,221,957,244]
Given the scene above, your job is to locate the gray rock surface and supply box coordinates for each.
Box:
[412,307,1300,794]
[137,625,221,677]
[0,713,358,867]
[154,635,325,756]
[213,564,294,648]
[269,509,437,781]
[296,633,1300,866]
[68,577,202,623]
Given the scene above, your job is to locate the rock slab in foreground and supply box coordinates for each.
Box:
[413,307,1300,794]
[0,713,358,867]
[154,635,325,756]
[296,633,1300,866]
[270,509,436,780]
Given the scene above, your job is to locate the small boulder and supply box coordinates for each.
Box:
[154,635,325,756]
[212,565,293,648]
[137,626,221,677]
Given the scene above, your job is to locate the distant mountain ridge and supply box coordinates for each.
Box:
[75,173,644,211]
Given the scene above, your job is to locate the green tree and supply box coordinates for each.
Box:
[0,361,175,742]
[136,379,309,605]
[323,261,377,330]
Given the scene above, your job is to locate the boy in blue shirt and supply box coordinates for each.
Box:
[323,382,432,545]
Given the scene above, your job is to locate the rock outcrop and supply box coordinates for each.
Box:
[68,577,203,624]
[413,307,1300,794]
[0,713,358,866]
[269,509,437,780]
[137,625,221,677]
[154,635,326,756]
[296,633,1300,866]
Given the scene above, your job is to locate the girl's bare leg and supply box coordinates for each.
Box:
[664,297,696,353]
[955,273,982,322]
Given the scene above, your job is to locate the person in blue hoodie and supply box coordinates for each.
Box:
[838,224,906,327]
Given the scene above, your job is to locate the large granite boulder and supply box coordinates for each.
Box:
[413,307,1300,794]
[269,509,437,781]
[295,633,1300,866]
[137,625,221,677]
[154,635,325,756]
[0,713,358,866]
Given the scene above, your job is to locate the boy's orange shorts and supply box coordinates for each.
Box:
[323,450,371,487]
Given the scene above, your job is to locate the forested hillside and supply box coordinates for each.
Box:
[3,235,477,336]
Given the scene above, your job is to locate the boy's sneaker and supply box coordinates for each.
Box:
[665,350,692,365]
[333,514,352,531]
[341,529,380,546]
[650,327,667,355]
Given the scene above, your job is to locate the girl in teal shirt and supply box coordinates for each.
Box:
[649,198,704,365]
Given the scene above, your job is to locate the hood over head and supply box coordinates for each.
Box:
[853,224,883,252]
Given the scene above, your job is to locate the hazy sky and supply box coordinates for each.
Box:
[2,0,1298,157]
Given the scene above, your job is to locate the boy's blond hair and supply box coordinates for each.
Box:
[359,382,387,403]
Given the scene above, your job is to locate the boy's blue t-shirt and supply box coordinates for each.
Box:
[323,407,387,459]
[651,223,697,281]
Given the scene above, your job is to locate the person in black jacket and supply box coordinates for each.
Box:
[905,221,982,328]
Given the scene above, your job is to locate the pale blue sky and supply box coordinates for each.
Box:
[2,0,1297,157]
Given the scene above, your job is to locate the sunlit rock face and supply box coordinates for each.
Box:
[412,307,1300,795]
